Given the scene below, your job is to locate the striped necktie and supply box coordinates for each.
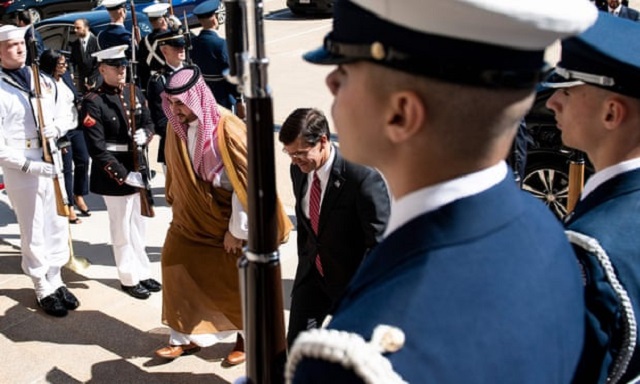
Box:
[309,172,324,276]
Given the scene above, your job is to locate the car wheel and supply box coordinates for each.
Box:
[522,152,570,219]
[28,8,42,23]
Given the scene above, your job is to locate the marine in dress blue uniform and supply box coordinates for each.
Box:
[81,45,161,300]
[191,0,242,111]
[543,13,640,384]
[284,0,598,383]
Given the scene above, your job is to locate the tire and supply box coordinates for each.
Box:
[522,152,571,219]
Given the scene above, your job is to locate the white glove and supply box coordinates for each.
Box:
[133,130,149,146]
[125,171,145,188]
[167,15,182,29]
[26,161,55,178]
[42,125,59,139]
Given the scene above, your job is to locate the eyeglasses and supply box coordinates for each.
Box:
[282,143,319,159]
[57,62,68,67]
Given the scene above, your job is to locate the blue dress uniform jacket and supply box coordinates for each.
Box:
[291,175,586,383]
[566,169,640,384]
[81,83,154,196]
[191,29,239,109]
[97,24,132,55]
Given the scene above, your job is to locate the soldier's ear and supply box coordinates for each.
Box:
[384,91,425,144]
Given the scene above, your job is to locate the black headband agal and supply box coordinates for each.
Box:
[164,65,202,95]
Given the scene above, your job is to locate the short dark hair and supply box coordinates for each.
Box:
[15,10,32,25]
[279,108,330,146]
[76,18,90,28]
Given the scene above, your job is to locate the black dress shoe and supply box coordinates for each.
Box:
[140,278,162,292]
[56,286,80,310]
[39,294,68,317]
[121,284,150,299]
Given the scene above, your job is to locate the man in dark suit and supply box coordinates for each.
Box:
[607,0,639,20]
[285,0,597,382]
[70,18,100,93]
[544,12,640,384]
[279,108,390,348]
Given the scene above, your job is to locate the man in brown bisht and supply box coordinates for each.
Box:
[155,65,292,366]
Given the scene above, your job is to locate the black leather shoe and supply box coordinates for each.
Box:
[55,286,80,310]
[39,294,68,317]
[140,278,162,292]
[121,284,150,299]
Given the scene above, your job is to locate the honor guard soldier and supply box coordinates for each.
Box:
[0,25,80,317]
[191,0,245,118]
[544,13,640,384]
[285,0,598,383]
[146,29,185,168]
[81,45,161,300]
[97,0,132,55]
[137,3,180,92]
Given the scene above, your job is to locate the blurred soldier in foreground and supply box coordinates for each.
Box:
[545,13,640,384]
[285,0,598,383]
[156,66,292,365]
[0,25,79,317]
[81,45,160,300]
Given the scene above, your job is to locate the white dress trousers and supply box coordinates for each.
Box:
[103,193,152,286]
[0,69,69,300]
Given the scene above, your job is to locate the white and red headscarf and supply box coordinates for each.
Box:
[161,66,223,183]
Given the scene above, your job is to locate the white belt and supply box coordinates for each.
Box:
[5,138,42,149]
[106,143,129,152]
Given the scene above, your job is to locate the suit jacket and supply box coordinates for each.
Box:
[291,175,585,383]
[566,169,640,384]
[70,34,100,93]
[291,146,389,300]
[619,6,640,21]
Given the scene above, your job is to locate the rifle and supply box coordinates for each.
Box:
[168,0,174,16]
[129,26,155,218]
[225,0,287,383]
[566,149,585,214]
[182,10,193,65]
[130,0,141,44]
[29,25,70,217]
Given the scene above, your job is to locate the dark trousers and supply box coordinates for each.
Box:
[62,129,90,204]
[287,269,334,348]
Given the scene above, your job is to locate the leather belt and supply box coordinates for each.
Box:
[106,143,129,152]
[5,138,42,149]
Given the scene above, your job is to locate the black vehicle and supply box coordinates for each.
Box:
[287,0,333,15]
[519,86,594,219]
